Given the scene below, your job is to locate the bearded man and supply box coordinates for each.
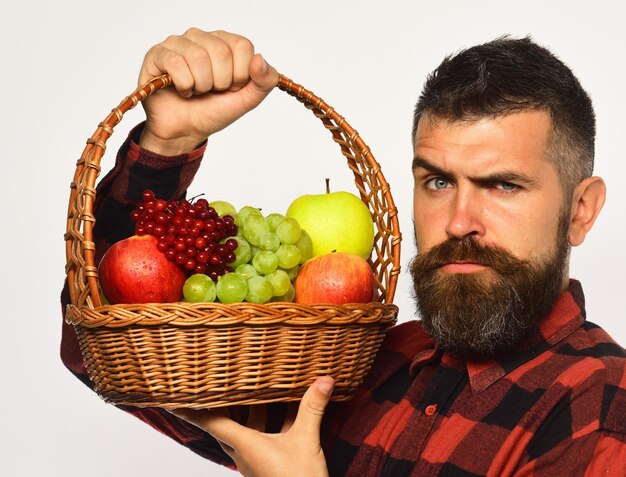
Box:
[61,29,626,476]
[409,37,592,359]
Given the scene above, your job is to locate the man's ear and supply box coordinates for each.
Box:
[568,176,606,247]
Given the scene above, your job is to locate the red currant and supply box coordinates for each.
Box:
[129,190,239,280]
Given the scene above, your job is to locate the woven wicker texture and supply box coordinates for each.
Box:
[65,74,401,409]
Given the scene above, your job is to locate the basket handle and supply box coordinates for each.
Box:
[65,73,401,309]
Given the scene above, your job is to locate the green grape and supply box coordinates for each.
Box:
[294,229,313,264]
[271,284,295,302]
[246,275,274,304]
[238,205,263,224]
[234,213,245,232]
[266,269,291,296]
[229,236,252,268]
[276,217,302,244]
[183,274,217,303]
[276,244,301,269]
[244,215,271,246]
[252,250,279,274]
[266,213,285,232]
[216,273,248,303]
[259,232,280,251]
[235,263,258,280]
[210,200,237,217]
[283,264,300,281]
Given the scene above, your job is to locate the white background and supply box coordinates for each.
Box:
[2,1,625,476]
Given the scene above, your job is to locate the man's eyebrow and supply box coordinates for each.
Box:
[412,156,449,176]
[412,156,539,188]
[472,171,539,188]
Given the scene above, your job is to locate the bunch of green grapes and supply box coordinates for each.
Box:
[182,201,313,304]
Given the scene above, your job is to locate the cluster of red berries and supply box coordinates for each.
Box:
[131,190,239,280]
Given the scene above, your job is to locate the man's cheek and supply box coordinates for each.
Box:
[413,228,441,255]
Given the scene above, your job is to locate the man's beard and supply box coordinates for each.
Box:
[410,219,570,358]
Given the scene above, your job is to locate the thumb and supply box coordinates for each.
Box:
[292,376,334,437]
[247,53,279,94]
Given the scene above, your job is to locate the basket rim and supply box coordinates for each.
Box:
[65,301,399,328]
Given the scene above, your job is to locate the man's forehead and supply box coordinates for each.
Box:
[415,110,552,140]
[413,110,553,172]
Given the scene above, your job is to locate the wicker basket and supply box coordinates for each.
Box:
[65,73,401,409]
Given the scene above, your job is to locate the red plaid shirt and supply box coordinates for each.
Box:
[61,125,626,476]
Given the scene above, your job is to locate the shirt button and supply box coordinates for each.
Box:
[425,404,437,416]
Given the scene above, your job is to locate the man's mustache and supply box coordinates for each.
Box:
[412,236,529,275]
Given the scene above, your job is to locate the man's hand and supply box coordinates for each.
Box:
[137,28,279,155]
[171,376,334,477]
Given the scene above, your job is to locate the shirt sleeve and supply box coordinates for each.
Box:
[59,123,237,469]
[91,122,205,263]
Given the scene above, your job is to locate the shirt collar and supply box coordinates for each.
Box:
[409,279,586,394]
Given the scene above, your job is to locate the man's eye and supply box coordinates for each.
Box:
[426,177,451,190]
[495,182,518,192]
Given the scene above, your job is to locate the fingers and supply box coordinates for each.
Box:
[209,30,256,91]
[249,53,279,92]
[141,38,213,97]
[139,28,275,97]
[291,376,334,436]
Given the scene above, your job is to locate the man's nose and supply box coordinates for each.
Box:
[445,190,486,240]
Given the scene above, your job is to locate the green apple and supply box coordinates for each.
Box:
[285,180,375,259]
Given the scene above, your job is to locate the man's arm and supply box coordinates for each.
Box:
[60,121,240,466]
[61,28,280,467]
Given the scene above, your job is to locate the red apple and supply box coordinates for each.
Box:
[294,252,376,304]
[98,235,186,304]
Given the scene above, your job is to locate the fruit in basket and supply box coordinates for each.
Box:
[285,180,375,259]
[216,272,248,303]
[183,273,217,302]
[275,217,302,244]
[246,275,274,304]
[276,244,301,269]
[294,252,376,304]
[211,204,312,304]
[252,250,279,275]
[98,235,186,304]
[229,236,253,268]
[130,190,239,280]
[294,229,313,264]
[209,200,237,218]
[272,284,296,302]
[121,193,314,305]
[266,213,286,231]
[266,269,291,296]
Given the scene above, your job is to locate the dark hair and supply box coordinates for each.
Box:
[412,36,595,192]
